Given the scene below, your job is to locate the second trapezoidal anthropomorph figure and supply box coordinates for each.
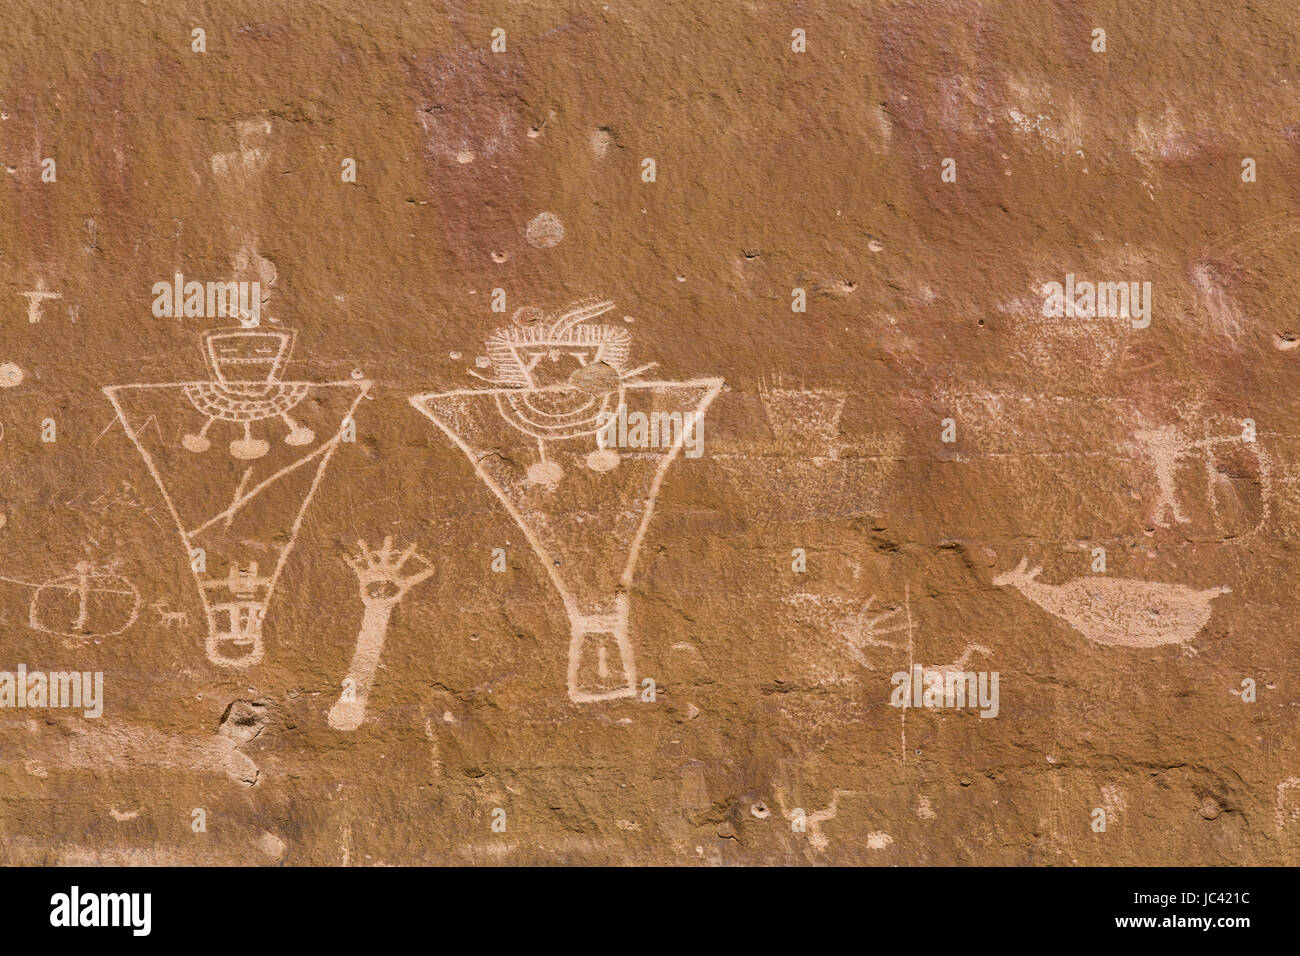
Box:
[412,298,723,703]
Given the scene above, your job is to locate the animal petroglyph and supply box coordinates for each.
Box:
[151,600,189,628]
[328,538,435,731]
[993,559,1230,649]
[931,643,993,674]
[104,325,370,667]
[0,561,141,640]
[411,297,722,703]
[774,786,858,852]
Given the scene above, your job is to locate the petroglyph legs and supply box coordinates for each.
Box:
[1131,422,1271,537]
[1134,427,1191,528]
[151,600,189,628]
[567,593,636,703]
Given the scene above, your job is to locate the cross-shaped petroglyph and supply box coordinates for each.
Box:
[19,278,61,324]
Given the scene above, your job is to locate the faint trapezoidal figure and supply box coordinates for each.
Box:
[0,560,141,640]
[328,538,435,731]
[992,558,1230,650]
[714,379,901,522]
[411,297,723,703]
[104,325,370,668]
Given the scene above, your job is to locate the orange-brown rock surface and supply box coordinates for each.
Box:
[1,0,1297,865]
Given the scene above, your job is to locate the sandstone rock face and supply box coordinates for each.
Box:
[0,1,1296,866]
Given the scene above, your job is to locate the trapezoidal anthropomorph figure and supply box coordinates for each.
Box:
[105,325,370,668]
[412,298,723,703]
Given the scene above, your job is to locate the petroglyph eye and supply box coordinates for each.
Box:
[569,361,620,395]
[366,580,402,601]
[512,306,545,327]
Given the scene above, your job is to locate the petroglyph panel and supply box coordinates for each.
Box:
[0,0,1297,871]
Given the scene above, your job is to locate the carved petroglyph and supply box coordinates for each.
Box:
[716,380,901,521]
[412,297,722,703]
[1130,421,1272,536]
[104,325,369,667]
[758,380,848,457]
[179,329,315,458]
[930,643,993,674]
[1132,425,1192,527]
[524,211,564,248]
[839,595,909,667]
[328,539,435,731]
[774,785,858,852]
[783,590,908,676]
[208,119,278,327]
[0,560,141,640]
[993,558,1229,649]
[19,702,267,786]
[210,118,273,182]
[19,277,61,324]
[1276,778,1300,831]
[150,600,189,628]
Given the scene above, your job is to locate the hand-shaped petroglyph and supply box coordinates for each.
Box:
[328,538,435,731]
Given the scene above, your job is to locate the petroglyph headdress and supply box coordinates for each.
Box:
[485,298,631,388]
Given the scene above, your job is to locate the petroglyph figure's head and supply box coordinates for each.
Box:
[483,299,634,444]
[484,299,631,390]
[992,558,1043,589]
[202,328,295,396]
